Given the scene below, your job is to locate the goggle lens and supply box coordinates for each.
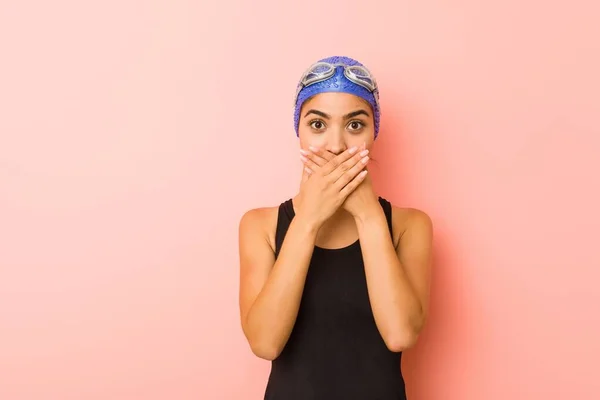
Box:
[295,62,379,108]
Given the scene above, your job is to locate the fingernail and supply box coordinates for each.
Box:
[309,146,319,152]
[349,146,358,154]
[300,154,307,162]
[361,156,369,164]
[359,149,369,157]
[299,149,308,155]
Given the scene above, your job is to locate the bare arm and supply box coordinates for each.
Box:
[355,206,433,352]
[238,208,318,360]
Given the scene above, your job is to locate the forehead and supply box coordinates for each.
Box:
[301,92,372,115]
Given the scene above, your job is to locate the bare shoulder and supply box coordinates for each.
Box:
[239,205,280,253]
[389,205,433,248]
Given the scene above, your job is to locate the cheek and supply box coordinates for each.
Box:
[298,130,327,150]
[348,131,375,149]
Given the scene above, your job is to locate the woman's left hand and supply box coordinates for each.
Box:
[301,144,380,220]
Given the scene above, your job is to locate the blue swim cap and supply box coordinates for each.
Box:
[293,55,380,139]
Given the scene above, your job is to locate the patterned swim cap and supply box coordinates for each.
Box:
[293,55,380,139]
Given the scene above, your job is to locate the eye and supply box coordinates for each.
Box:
[347,120,365,132]
[309,120,326,131]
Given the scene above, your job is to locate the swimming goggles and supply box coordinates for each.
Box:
[293,61,380,109]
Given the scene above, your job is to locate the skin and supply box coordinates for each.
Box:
[238,92,433,361]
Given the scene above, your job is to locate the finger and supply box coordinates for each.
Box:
[320,146,359,175]
[300,149,327,168]
[339,170,368,198]
[334,153,369,189]
[300,153,321,172]
[308,146,336,164]
[329,149,369,183]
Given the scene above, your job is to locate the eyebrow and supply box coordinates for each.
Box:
[303,109,371,119]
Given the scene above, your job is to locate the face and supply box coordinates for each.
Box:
[298,92,375,154]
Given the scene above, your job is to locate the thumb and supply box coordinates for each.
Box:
[301,166,312,184]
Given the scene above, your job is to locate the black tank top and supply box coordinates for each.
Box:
[264,197,407,400]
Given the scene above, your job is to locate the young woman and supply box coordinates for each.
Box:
[238,56,433,399]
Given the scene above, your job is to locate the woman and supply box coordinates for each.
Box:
[238,55,433,399]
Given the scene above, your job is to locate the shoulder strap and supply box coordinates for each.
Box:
[378,197,394,239]
[276,198,392,256]
[274,199,294,258]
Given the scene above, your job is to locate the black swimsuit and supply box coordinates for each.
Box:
[264,197,407,400]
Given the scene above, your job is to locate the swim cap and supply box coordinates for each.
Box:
[293,55,381,139]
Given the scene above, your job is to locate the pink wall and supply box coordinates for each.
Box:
[1,1,599,399]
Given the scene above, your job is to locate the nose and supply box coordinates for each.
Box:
[325,130,346,155]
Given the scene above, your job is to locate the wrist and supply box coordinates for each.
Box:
[353,205,386,228]
[292,213,322,236]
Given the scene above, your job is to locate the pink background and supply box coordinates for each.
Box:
[1,1,599,399]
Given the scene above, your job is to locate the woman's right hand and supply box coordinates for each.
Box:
[295,146,370,229]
